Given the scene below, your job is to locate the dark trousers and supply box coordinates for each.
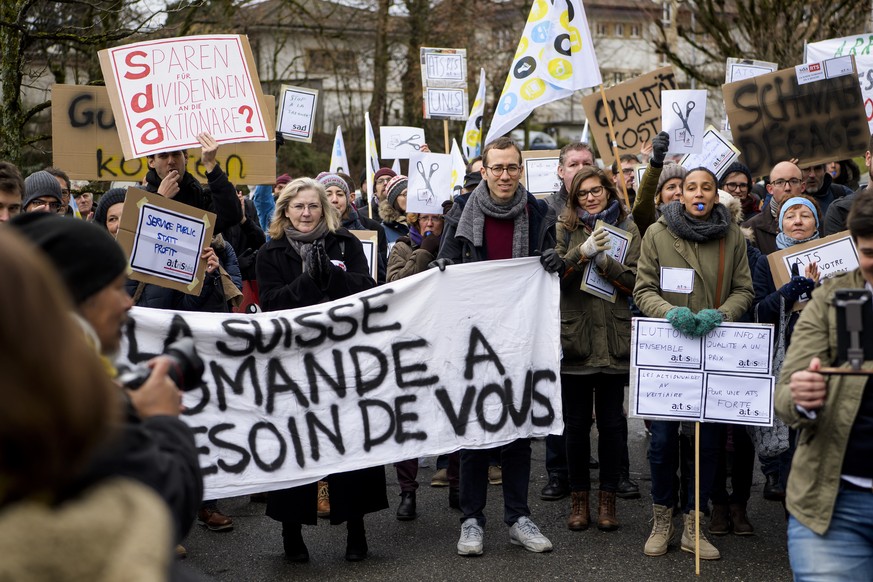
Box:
[649,421,719,513]
[460,439,531,527]
[545,433,567,478]
[562,373,625,492]
[395,459,419,493]
[711,424,755,505]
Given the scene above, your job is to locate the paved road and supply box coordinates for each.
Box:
[183,416,793,581]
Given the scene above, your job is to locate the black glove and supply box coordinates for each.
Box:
[779,276,815,302]
[427,258,453,271]
[651,131,670,166]
[307,241,333,289]
[419,233,440,255]
[305,244,323,284]
[540,248,564,274]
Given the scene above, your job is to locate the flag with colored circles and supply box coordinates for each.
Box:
[329,125,349,174]
[463,68,486,160]
[485,0,602,145]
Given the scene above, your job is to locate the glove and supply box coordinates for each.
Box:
[540,248,565,274]
[693,309,724,337]
[579,227,611,259]
[419,233,441,255]
[779,276,815,302]
[666,306,697,336]
[307,241,333,289]
[651,131,670,166]
[594,251,609,270]
[428,258,453,271]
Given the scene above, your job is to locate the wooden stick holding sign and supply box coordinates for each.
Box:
[597,85,631,209]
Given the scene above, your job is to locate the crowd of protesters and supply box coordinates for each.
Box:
[2,123,873,581]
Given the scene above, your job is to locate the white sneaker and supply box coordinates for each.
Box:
[457,518,484,556]
[509,516,553,553]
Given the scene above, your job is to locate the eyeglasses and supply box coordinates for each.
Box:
[485,165,522,177]
[288,203,321,213]
[376,177,392,185]
[30,200,62,211]
[771,178,802,188]
[576,185,605,199]
[419,215,444,223]
[723,182,749,191]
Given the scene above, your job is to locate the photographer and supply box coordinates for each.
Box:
[10,213,203,549]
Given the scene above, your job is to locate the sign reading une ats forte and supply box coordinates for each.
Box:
[99,35,269,159]
[119,258,563,498]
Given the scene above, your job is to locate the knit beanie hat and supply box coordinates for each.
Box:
[10,213,128,305]
[93,188,127,229]
[373,167,396,187]
[316,172,350,198]
[385,175,408,210]
[23,170,63,209]
[463,171,483,191]
[275,173,292,187]
[656,163,688,194]
[718,162,753,189]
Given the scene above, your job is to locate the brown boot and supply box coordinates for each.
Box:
[567,491,590,531]
[317,481,330,518]
[597,491,619,531]
[709,504,730,536]
[730,502,754,535]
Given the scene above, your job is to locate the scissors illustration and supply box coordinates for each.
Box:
[416,160,439,203]
[672,101,695,135]
[390,134,423,150]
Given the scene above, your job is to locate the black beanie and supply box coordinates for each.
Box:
[719,162,753,188]
[93,188,128,229]
[10,213,128,305]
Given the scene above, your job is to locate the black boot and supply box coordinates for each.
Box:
[396,491,417,521]
[282,522,309,563]
[616,472,641,500]
[345,517,368,562]
[540,474,569,501]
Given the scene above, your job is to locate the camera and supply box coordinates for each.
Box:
[118,337,205,391]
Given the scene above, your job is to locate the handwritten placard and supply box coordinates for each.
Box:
[420,47,468,121]
[580,220,632,302]
[380,126,426,159]
[277,85,318,143]
[99,35,269,159]
[680,126,741,179]
[407,151,452,214]
[521,150,560,196]
[116,187,215,295]
[630,318,775,425]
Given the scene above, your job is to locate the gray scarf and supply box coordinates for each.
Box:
[661,201,732,242]
[284,220,329,268]
[456,180,530,258]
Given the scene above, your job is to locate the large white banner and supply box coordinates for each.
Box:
[120,258,562,498]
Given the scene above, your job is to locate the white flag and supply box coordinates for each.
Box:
[449,139,467,193]
[329,126,349,174]
[463,68,486,160]
[364,112,380,210]
[392,158,402,174]
[485,0,602,145]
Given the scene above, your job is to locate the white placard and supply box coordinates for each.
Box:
[633,318,702,369]
[407,151,452,214]
[277,85,318,143]
[130,203,206,284]
[420,47,468,121]
[807,36,873,132]
[580,220,631,302]
[775,233,859,283]
[425,88,467,119]
[119,257,562,498]
[703,325,773,374]
[524,156,560,196]
[703,374,775,426]
[679,126,741,179]
[380,126,426,160]
[634,369,704,419]
[723,58,778,132]
[661,90,707,155]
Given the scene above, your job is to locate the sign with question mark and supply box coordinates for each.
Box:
[98,34,270,159]
[277,85,319,144]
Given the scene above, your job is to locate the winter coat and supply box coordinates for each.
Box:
[143,165,241,236]
[823,186,865,236]
[631,161,664,238]
[556,216,640,372]
[806,173,853,218]
[387,236,435,281]
[742,207,780,256]
[224,198,266,281]
[775,268,873,535]
[753,255,801,342]
[633,214,754,321]
[377,200,410,247]
[125,273,223,312]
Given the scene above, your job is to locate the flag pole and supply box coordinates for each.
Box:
[596,85,631,210]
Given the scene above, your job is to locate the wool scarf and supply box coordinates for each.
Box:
[284,220,329,267]
[456,180,530,258]
[661,201,731,242]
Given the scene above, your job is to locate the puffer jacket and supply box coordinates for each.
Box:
[556,216,640,372]
[633,212,754,321]
[775,268,872,535]
[386,236,435,281]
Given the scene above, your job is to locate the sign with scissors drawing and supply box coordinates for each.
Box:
[407,151,452,214]
[380,126,426,159]
[661,90,707,155]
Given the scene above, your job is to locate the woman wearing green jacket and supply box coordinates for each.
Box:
[633,167,754,561]
[554,166,641,532]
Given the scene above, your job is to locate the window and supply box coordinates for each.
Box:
[595,22,609,37]
[630,24,641,38]
[613,72,624,84]
[306,49,357,74]
[614,23,624,37]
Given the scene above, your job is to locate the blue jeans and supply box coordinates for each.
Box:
[460,439,531,527]
[788,486,873,581]
[648,420,720,513]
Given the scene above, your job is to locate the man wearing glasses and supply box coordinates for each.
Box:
[611,154,639,205]
[742,161,807,255]
[436,136,558,558]
[44,167,72,215]
[22,170,64,215]
[718,162,761,221]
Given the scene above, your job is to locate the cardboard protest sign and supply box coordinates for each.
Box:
[807,35,873,132]
[679,126,741,179]
[767,231,859,310]
[723,58,778,131]
[521,150,560,196]
[350,230,379,281]
[630,318,775,426]
[722,56,868,177]
[99,35,269,159]
[581,67,678,166]
[380,126,426,159]
[116,187,215,295]
[407,151,452,214]
[580,220,632,302]
[52,84,277,184]
[277,85,318,143]
[119,257,563,497]
[660,90,707,155]
[420,47,468,121]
